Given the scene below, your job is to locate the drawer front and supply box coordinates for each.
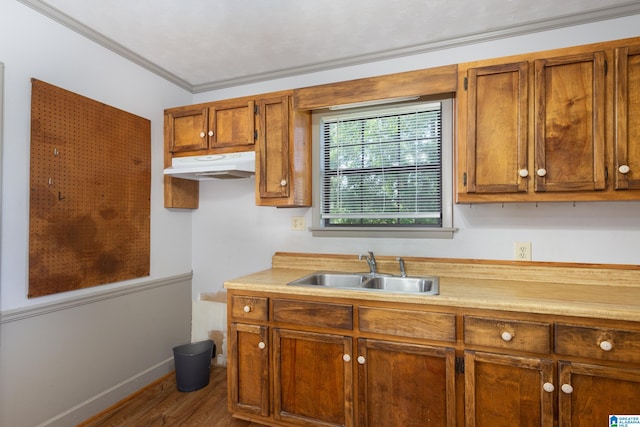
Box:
[231,295,269,321]
[555,323,640,364]
[272,299,353,330]
[359,306,456,342]
[464,315,551,354]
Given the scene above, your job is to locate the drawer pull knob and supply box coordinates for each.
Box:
[619,164,630,174]
[501,331,513,342]
[208,130,214,137]
[518,169,529,178]
[243,305,252,313]
[258,341,266,350]
[561,384,574,394]
[199,131,206,138]
[280,179,287,187]
[343,354,351,362]
[357,356,366,365]
[599,340,613,351]
[537,168,547,177]
[542,382,555,393]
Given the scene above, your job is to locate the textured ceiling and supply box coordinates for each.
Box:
[20,0,640,92]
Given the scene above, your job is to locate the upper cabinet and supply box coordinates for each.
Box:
[164,90,311,209]
[166,99,255,154]
[255,95,311,207]
[458,37,640,203]
[614,45,640,190]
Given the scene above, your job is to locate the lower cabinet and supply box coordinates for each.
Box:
[357,338,456,427]
[228,323,269,417]
[273,328,353,426]
[464,351,555,427]
[558,361,640,426]
[227,290,640,427]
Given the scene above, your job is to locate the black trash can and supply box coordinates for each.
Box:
[172,339,215,392]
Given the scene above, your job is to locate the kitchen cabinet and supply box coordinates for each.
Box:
[457,37,640,202]
[273,328,353,426]
[255,95,312,207]
[164,91,311,208]
[166,99,255,154]
[463,315,555,427]
[227,295,269,418]
[614,45,640,190]
[357,338,456,427]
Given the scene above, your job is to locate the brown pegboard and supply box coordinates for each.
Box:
[29,79,150,298]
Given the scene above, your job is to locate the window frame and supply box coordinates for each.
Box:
[310,97,456,239]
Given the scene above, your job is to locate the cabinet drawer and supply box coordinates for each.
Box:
[272,299,353,330]
[464,315,551,353]
[231,295,269,321]
[555,323,640,364]
[359,306,456,342]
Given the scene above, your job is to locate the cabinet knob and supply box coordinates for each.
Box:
[599,340,613,351]
[280,179,287,187]
[501,331,513,342]
[542,382,555,393]
[518,169,529,178]
[619,165,631,174]
[258,341,266,350]
[199,131,206,138]
[342,354,351,362]
[536,168,547,177]
[357,356,366,365]
[243,305,251,313]
[208,130,214,137]
[561,384,574,394]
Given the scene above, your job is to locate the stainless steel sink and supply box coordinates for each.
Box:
[362,275,439,295]
[287,271,439,295]
[287,272,369,288]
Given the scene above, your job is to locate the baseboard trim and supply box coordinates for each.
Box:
[37,357,175,427]
[1,272,192,324]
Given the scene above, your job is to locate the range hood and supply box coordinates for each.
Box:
[164,152,256,180]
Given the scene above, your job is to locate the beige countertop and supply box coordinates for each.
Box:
[224,253,640,322]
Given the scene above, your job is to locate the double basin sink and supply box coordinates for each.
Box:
[287,271,439,295]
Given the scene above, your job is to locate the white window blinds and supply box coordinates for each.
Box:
[320,102,443,227]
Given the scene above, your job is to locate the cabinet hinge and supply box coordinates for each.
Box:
[254,104,259,115]
[604,59,608,76]
[464,77,468,91]
[254,130,258,140]
[455,357,465,374]
[463,172,467,186]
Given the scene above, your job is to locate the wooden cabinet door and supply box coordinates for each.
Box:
[558,361,640,427]
[273,328,353,427]
[614,45,640,190]
[358,338,456,427]
[208,100,255,148]
[534,52,606,192]
[256,96,290,202]
[228,323,269,417]
[465,351,555,427]
[465,62,529,193]
[166,108,209,153]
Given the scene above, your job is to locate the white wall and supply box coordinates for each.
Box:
[0,1,194,425]
[189,14,640,344]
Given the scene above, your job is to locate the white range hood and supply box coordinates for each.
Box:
[164,151,256,180]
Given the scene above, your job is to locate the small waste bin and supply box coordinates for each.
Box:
[172,339,215,392]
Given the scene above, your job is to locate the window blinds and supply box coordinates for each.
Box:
[320,102,443,226]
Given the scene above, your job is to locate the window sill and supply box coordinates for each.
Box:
[309,227,457,239]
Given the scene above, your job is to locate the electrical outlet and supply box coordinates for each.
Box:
[514,242,532,261]
[291,216,306,231]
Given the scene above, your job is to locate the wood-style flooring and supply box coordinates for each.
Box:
[78,365,263,426]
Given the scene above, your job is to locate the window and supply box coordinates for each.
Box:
[311,98,455,238]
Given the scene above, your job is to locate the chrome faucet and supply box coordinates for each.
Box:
[397,257,407,277]
[359,251,377,275]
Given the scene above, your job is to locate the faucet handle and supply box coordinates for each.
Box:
[396,257,407,277]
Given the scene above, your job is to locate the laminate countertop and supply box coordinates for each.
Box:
[225,261,640,322]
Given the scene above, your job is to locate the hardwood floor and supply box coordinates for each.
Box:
[78,365,264,426]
